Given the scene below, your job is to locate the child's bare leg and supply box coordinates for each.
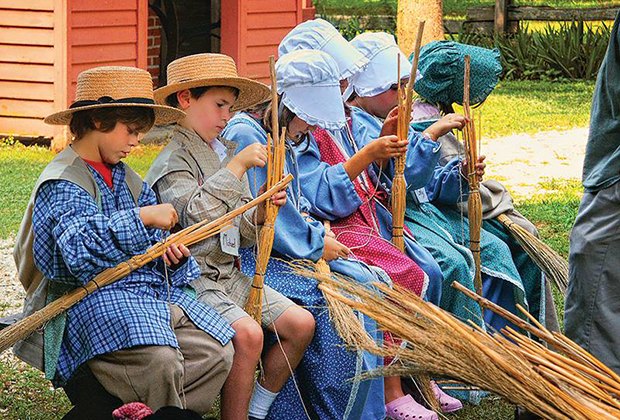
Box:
[260,306,315,392]
[220,316,263,420]
[384,376,406,403]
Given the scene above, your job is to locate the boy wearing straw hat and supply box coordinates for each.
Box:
[146,53,315,420]
[13,66,235,417]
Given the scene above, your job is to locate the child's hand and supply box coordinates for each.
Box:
[227,143,268,179]
[163,243,190,266]
[365,135,408,162]
[379,106,399,137]
[255,186,287,224]
[461,155,487,181]
[423,113,468,141]
[140,204,178,230]
[322,236,350,261]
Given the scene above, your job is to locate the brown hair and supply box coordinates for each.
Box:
[165,86,239,108]
[69,107,156,141]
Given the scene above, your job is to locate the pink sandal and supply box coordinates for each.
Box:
[431,382,463,413]
[385,395,439,420]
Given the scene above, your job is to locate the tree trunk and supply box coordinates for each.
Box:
[397,0,444,57]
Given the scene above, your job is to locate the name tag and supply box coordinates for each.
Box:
[414,188,429,204]
[220,226,240,256]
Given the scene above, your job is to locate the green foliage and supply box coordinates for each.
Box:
[465,80,594,137]
[457,21,611,81]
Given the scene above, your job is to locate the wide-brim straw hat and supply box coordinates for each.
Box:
[45,66,185,125]
[154,53,270,111]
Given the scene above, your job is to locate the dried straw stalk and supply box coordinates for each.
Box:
[245,56,287,323]
[392,21,425,252]
[496,213,569,295]
[317,275,620,419]
[462,55,483,295]
[307,222,379,350]
[0,174,293,353]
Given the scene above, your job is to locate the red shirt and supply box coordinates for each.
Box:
[83,158,114,189]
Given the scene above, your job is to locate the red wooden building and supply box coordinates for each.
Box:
[0,0,315,148]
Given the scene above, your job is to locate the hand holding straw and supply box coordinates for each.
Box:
[0,174,293,354]
[462,55,483,295]
[244,56,287,323]
[391,21,425,252]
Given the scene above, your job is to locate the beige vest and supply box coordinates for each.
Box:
[13,146,143,370]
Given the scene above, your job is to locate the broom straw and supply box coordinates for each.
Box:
[0,174,293,353]
[319,276,620,419]
[245,56,287,323]
[496,213,569,295]
[310,222,380,350]
[392,21,425,252]
[463,55,483,295]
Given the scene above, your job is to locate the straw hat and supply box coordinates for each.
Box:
[45,66,185,125]
[154,53,270,111]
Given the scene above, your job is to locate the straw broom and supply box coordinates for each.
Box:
[308,222,379,350]
[316,275,620,419]
[462,55,483,295]
[392,21,425,252]
[244,56,287,323]
[496,213,569,295]
[0,174,293,353]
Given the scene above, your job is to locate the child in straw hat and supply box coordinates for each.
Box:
[223,49,389,420]
[145,53,315,420]
[12,66,235,417]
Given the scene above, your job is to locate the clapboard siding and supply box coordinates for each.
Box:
[0,1,56,137]
[222,0,310,84]
[67,0,147,103]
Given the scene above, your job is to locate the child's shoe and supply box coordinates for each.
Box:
[385,394,439,420]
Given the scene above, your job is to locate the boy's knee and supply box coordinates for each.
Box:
[282,307,315,345]
[232,317,264,357]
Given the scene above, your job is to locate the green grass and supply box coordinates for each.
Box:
[477,80,594,138]
[0,144,162,239]
[314,0,617,17]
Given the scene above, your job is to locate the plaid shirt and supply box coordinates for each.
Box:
[32,162,234,384]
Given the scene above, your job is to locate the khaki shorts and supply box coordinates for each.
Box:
[195,274,294,327]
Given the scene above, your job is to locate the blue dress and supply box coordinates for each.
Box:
[293,116,443,305]
[350,106,544,332]
[222,113,387,420]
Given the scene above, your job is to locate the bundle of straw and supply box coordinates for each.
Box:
[497,213,569,295]
[308,222,378,349]
[462,55,483,295]
[316,274,620,419]
[244,56,287,323]
[0,175,293,353]
[391,21,425,252]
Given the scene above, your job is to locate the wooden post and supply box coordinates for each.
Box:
[494,0,509,36]
[397,0,444,55]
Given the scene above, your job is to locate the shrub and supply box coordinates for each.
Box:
[453,21,610,81]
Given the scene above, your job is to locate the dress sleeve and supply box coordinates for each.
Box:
[226,120,326,261]
[295,135,363,220]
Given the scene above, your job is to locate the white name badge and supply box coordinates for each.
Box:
[414,187,429,204]
[220,226,240,256]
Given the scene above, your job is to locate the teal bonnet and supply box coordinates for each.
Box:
[411,41,502,106]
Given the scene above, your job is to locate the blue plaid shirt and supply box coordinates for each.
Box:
[32,162,234,384]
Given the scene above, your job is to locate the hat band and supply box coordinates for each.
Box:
[69,96,155,109]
